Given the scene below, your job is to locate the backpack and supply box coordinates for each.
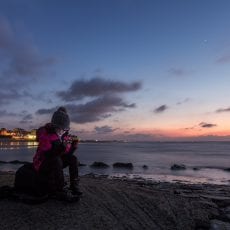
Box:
[0,163,48,204]
[14,163,47,197]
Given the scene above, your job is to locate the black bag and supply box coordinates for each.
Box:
[14,163,47,197]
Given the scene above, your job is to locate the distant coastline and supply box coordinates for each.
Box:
[0,137,126,143]
[1,136,230,143]
[0,135,13,139]
[0,136,36,142]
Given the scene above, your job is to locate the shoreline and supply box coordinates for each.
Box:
[0,160,229,186]
[0,172,230,229]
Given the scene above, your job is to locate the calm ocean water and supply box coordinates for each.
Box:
[0,140,229,185]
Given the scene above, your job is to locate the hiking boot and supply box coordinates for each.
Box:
[49,188,80,202]
[70,184,83,196]
[70,179,82,196]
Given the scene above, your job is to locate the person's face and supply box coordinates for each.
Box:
[56,128,67,136]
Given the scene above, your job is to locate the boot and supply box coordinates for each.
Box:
[49,187,80,202]
[70,179,82,196]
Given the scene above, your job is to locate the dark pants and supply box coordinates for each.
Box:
[39,154,79,193]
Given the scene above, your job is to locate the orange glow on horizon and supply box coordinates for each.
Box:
[135,127,230,139]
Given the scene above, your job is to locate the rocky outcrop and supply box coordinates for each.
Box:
[113,162,133,169]
[90,162,109,168]
[171,164,186,170]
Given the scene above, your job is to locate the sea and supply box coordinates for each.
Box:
[0,140,229,185]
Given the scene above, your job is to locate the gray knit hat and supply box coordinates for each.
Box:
[51,107,70,130]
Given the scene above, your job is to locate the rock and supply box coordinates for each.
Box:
[221,206,230,221]
[113,162,133,169]
[142,165,148,169]
[84,173,96,177]
[210,219,230,230]
[224,168,230,172]
[200,195,230,208]
[171,164,186,170]
[224,206,230,215]
[193,167,200,171]
[90,162,109,168]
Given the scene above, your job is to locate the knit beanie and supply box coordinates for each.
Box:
[51,107,70,130]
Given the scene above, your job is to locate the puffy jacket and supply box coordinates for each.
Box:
[33,123,74,171]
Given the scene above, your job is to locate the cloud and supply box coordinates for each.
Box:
[0,109,34,126]
[57,77,141,101]
[37,77,141,124]
[0,16,13,48]
[0,110,18,117]
[36,108,56,115]
[0,90,22,105]
[185,122,217,130]
[216,55,230,64]
[123,133,155,141]
[36,95,136,124]
[21,90,53,104]
[184,126,196,130]
[216,107,230,113]
[0,16,55,79]
[0,16,56,103]
[176,98,190,105]
[154,105,168,113]
[199,122,217,128]
[3,45,55,77]
[20,114,33,124]
[0,16,56,107]
[168,68,186,76]
[67,96,136,123]
[95,125,118,134]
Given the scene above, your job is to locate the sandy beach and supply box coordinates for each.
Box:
[0,172,229,230]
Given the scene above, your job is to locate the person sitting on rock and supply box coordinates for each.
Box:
[33,107,82,201]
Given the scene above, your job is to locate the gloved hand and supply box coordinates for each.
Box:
[71,139,79,149]
[50,140,66,156]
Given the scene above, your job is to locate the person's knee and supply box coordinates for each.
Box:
[62,154,78,168]
[70,155,78,165]
[71,154,77,160]
[51,156,63,169]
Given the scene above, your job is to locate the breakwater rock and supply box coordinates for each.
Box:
[113,162,133,169]
[90,162,109,168]
[171,164,186,170]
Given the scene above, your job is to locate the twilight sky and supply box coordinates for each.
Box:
[1,0,230,141]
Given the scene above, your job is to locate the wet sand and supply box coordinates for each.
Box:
[0,172,229,230]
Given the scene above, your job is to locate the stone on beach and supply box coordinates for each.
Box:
[210,219,230,230]
[113,162,133,169]
[90,161,109,168]
[171,164,186,170]
[142,165,148,169]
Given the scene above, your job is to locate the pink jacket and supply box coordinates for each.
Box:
[33,123,72,171]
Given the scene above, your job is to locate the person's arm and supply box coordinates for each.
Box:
[63,135,79,155]
[49,140,66,156]
[38,132,65,157]
[68,139,79,155]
